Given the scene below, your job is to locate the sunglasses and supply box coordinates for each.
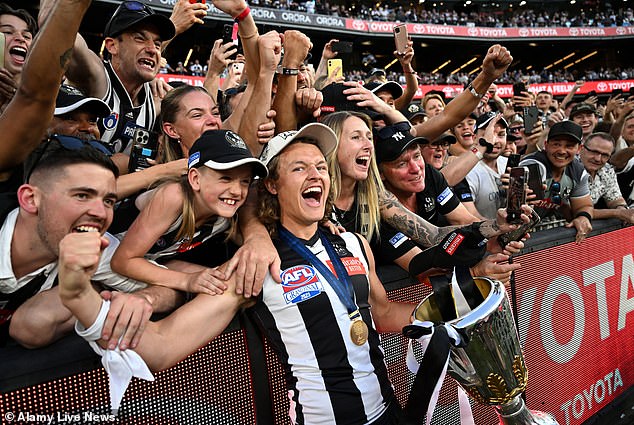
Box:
[117,1,153,14]
[25,135,112,183]
[423,141,451,149]
[549,181,561,205]
[583,145,611,161]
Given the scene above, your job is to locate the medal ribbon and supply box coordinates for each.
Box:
[278,226,360,318]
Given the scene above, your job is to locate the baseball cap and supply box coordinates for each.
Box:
[320,83,384,121]
[365,81,404,100]
[188,130,268,178]
[55,84,111,118]
[569,103,597,119]
[430,131,457,145]
[104,1,176,41]
[475,111,509,131]
[547,121,583,145]
[374,123,428,163]
[259,123,338,167]
[403,102,426,122]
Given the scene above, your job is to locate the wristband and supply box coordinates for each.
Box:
[478,138,494,154]
[575,211,592,221]
[471,146,483,160]
[280,68,299,76]
[234,6,251,22]
[404,70,417,75]
[466,83,484,99]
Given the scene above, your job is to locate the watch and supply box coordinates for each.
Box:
[280,67,299,76]
[466,83,484,99]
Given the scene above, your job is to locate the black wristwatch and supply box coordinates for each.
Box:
[478,138,494,154]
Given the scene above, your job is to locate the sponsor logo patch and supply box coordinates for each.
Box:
[443,233,465,255]
[389,232,408,249]
[437,187,454,206]
[281,265,324,304]
[326,257,367,276]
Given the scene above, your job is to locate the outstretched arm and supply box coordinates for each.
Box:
[0,0,93,172]
[413,44,513,142]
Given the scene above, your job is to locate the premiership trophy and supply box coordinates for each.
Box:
[408,277,559,425]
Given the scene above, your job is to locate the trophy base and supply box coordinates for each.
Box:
[495,396,560,425]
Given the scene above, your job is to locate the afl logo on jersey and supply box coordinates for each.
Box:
[280,265,324,304]
[103,112,119,130]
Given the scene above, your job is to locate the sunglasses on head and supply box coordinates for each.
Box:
[118,1,153,14]
[25,135,112,183]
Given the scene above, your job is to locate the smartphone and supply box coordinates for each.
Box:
[525,163,545,200]
[523,105,540,135]
[612,88,623,97]
[497,208,541,248]
[327,58,343,80]
[331,41,353,54]
[506,153,521,169]
[393,24,409,55]
[513,82,527,98]
[222,23,240,59]
[506,167,528,224]
[128,128,159,173]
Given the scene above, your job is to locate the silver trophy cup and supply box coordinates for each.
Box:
[411,277,559,425]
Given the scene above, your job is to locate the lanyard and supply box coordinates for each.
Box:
[278,226,359,317]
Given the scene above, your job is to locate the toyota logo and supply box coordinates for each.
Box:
[597,82,608,92]
[616,27,626,35]
[569,28,579,36]
[352,20,366,31]
[467,28,479,37]
[413,24,425,34]
[519,28,529,37]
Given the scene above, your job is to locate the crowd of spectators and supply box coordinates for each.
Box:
[252,0,634,28]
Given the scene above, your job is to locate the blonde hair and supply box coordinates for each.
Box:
[422,93,446,111]
[152,171,237,244]
[321,111,384,241]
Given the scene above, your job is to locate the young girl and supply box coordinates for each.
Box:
[111,129,268,295]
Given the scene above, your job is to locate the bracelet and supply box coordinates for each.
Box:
[575,211,592,221]
[471,146,483,160]
[234,6,251,23]
[280,68,299,76]
[466,83,484,99]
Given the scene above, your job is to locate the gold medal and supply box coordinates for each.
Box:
[350,317,369,346]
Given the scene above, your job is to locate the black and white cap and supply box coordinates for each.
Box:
[55,84,111,118]
[188,130,268,178]
[259,123,338,167]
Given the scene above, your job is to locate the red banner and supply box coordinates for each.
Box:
[156,74,634,101]
[514,226,634,425]
[345,19,634,39]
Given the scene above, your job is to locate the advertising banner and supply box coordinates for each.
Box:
[513,226,634,425]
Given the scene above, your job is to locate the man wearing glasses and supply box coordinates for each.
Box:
[519,121,594,243]
[579,133,634,223]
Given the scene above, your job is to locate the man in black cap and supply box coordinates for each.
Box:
[520,120,594,243]
[374,124,523,285]
[402,102,426,126]
[40,0,206,159]
[570,102,599,142]
[48,84,111,142]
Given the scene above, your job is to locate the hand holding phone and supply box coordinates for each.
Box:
[525,163,545,200]
[128,128,159,173]
[222,23,240,59]
[393,24,408,55]
[523,105,541,135]
[331,41,353,54]
[506,167,528,224]
[498,207,541,248]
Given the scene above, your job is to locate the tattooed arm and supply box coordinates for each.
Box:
[378,190,520,247]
